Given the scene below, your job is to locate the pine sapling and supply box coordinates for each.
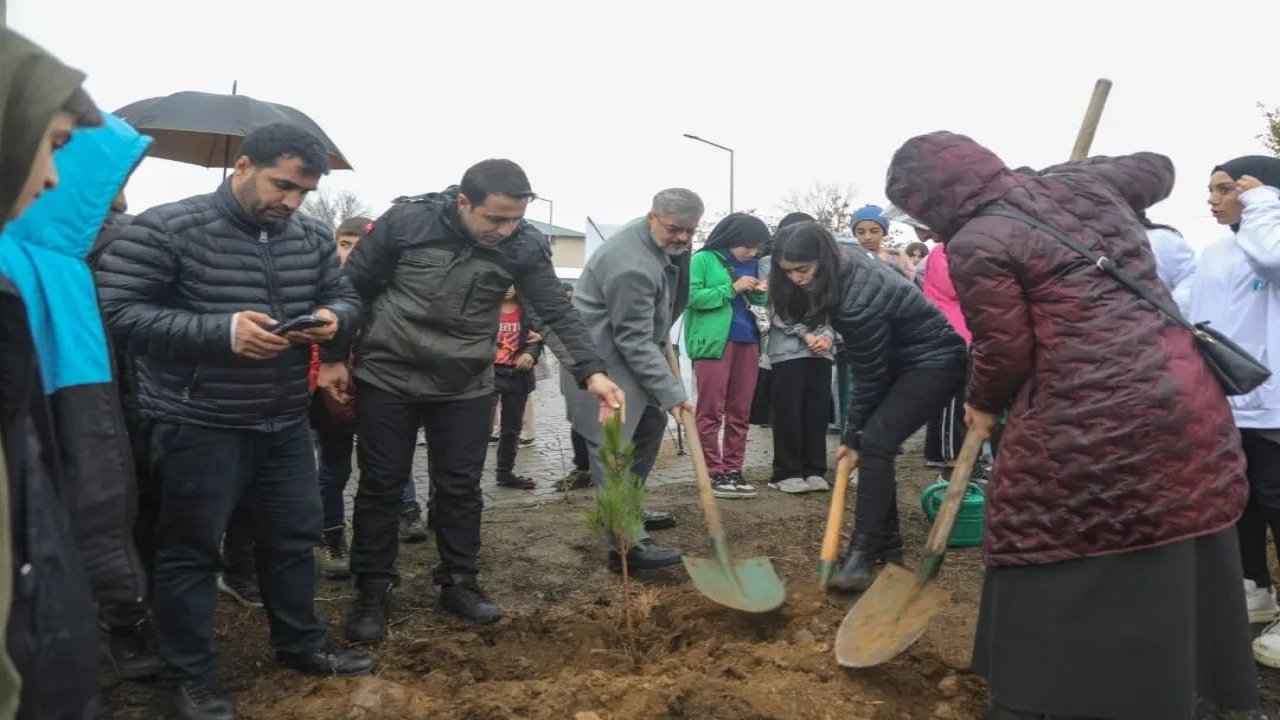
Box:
[579,409,646,632]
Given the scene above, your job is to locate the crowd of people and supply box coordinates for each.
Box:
[3,26,1279,720]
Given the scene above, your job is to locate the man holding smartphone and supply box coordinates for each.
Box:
[97,124,373,720]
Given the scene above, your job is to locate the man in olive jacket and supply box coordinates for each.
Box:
[332,159,622,641]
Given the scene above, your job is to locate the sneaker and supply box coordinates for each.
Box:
[173,679,236,720]
[1246,579,1280,624]
[399,502,430,543]
[768,477,811,494]
[712,473,757,499]
[971,463,992,482]
[217,574,263,608]
[1254,617,1280,668]
[805,475,830,492]
[488,434,499,444]
[725,470,757,494]
[518,437,537,448]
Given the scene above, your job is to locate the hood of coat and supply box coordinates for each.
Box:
[885,131,1021,241]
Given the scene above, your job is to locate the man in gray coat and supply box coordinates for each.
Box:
[564,188,702,571]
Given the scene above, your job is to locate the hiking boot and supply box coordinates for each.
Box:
[173,679,236,720]
[277,643,377,677]
[609,538,683,572]
[560,468,593,491]
[642,509,676,531]
[399,502,430,543]
[217,573,263,608]
[829,533,880,593]
[320,526,350,580]
[1246,579,1280,624]
[768,477,810,494]
[712,473,756,499]
[439,575,503,625]
[345,579,393,643]
[106,617,163,681]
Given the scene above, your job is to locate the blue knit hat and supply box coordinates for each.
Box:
[850,204,888,232]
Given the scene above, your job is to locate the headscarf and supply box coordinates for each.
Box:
[1213,155,1280,232]
[700,212,769,253]
[0,28,101,226]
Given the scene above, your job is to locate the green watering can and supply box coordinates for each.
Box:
[920,480,985,548]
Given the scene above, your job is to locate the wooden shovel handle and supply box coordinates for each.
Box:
[820,454,858,564]
[922,432,986,558]
[664,344,725,536]
[1069,78,1112,162]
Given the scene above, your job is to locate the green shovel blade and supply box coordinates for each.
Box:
[682,534,787,613]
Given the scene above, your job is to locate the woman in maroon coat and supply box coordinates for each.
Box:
[887,131,1257,720]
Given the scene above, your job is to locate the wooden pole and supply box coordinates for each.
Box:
[1069,79,1113,161]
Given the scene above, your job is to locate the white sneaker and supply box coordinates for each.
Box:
[1246,579,1280,624]
[1254,617,1280,668]
[805,475,830,492]
[768,477,810,494]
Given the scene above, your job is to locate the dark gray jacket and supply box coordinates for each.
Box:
[345,187,605,400]
[96,181,361,430]
[833,246,966,443]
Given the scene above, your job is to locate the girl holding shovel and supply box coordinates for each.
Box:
[770,221,967,592]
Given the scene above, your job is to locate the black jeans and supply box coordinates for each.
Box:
[101,418,161,629]
[570,430,589,472]
[1238,429,1280,589]
[351,380,491,585]
[149,420,325,681]
[770,357,832,480]
[584,404,669,543]
[853,365,966,539]
[491,389,530,479]
[221,504,256,580]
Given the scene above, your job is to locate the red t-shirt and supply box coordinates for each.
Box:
[494,305,522,366]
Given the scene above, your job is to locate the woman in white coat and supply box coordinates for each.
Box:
[1192,155,1280,667]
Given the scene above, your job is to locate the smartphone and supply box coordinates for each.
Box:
[271,314,328,335]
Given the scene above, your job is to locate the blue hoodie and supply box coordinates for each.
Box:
[0,113,151,393]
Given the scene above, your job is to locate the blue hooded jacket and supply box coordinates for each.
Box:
[0,113,151,393]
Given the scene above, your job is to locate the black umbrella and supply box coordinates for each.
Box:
[113,89,352,170]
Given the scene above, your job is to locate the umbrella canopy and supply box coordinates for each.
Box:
[113,90,352,170]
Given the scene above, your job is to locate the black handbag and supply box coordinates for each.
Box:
[976,207,1271,396]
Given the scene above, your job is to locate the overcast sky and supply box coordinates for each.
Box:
[12,0,1279,249]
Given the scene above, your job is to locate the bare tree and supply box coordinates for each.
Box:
[779,182,856,234]
[1259,102,1280,157]
[303,189,371,230]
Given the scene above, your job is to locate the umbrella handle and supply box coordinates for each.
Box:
[664,345,725,536]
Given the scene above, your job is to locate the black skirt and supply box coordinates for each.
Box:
[972,526,1259,720]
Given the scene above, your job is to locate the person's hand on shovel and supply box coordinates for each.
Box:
[586,373,626,423]
[669,399,696,422]
[963,403,998,440]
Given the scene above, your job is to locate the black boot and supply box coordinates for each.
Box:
[106,616,164,681]
[642,509,676,531]
[880,511,904,566]
[829,533,879,592]
[609,537,683,572]
[439,574,503,625]
[320,526,350,580]
[277,642,377,677]
[344,579,392,643]
[173,679,236,720]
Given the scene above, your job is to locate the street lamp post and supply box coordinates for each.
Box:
[682,133,734,212]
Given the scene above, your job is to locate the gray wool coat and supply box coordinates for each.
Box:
[562,217,689,445]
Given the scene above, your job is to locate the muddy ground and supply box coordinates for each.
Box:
[102,443,1280,719]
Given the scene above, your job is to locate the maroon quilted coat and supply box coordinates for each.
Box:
[886,131,1247,568]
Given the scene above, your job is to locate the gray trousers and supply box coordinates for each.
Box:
[584,403,668,543]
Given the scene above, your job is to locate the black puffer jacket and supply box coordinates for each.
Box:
[96,181,361,430]
[833,246,967,444]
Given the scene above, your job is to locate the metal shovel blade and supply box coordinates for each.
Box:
[681,536,786,613]
[833,563,951,667]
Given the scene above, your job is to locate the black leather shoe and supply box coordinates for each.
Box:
[642,509,676,531]
[107,618,164,681]
[609,538,683,572]
[277,643,377,677]
[829,533,879,593]
[439,575,503,625]
[344,579,392,643]
[173,679,236,720]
